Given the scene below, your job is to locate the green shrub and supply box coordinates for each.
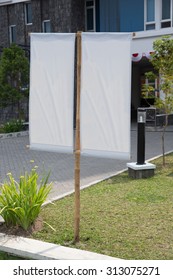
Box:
[0,169,52,230]
[3,119,24,133]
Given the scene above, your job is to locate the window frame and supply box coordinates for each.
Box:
[161,0,172,28]
[25,2,32,25]
[144,0,173,30]
[9,25,16,44]
[85,0,96,32]
[42,20,51,33]
[144,0,156,30]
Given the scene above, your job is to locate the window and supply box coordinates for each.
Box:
[144,76,159,98]
[145,0,173,30]
[42,20,51,33]
[25,2,32,24]
[161,0,172,28]
[9,25,16,43]
[145,0,156,30]
[85,0,96,31]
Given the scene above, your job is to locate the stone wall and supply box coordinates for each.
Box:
[0,6,9,47]
[71,0,85,32]
[0,0,85,48]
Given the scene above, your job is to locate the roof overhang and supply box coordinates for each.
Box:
[132,28,173,54]
[0,0,28,6]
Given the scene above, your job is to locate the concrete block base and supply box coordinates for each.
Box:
[126,162,156,179]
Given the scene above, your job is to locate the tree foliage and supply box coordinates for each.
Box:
[0,44,29,108]
[151,36,173,114]
[142,36,173,165]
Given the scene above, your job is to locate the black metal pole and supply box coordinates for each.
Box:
[137,122,145,164]
[137,108,146,165]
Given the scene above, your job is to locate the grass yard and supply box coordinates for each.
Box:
[31,154,173,260]
[0,251,25,260]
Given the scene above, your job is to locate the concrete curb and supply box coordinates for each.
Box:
[0,131,29,139]
[43,168,128,206]
[44,149,173,206]
[0,233,118,260]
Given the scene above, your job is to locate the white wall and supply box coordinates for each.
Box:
[132,29,173,54]
[0,0,28,6]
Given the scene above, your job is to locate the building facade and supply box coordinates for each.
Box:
[1,0,173,118]
[86,0,173,114]
[0,0,85,48]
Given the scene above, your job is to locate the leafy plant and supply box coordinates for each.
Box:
[0,169,52,230]
[0,44,29,117]
[3,119,24,133]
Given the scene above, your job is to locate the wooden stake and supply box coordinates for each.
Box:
[74,31,82,243]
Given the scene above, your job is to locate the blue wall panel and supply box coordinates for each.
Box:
[99,0,144,32]
[119,0,144,32]
[99,0,120,31]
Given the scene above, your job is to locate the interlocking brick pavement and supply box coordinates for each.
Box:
[0,125,172,201]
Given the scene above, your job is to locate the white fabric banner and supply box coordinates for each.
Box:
[29,33,75,153]
[80,33,132,159]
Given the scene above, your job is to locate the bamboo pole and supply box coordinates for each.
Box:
[74,31,82,243]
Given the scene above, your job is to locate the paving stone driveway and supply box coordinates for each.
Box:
[0,126,172,201]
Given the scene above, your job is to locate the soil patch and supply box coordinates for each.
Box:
[0,217,43,237]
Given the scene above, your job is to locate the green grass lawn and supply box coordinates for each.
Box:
[0,251,25,260]
[30,154,173,259]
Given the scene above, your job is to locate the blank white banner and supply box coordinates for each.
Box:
[29,33,75,153]
[80,33,132,159]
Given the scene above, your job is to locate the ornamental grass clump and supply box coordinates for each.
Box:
[3,119,24,133]
[0,169,52,230]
